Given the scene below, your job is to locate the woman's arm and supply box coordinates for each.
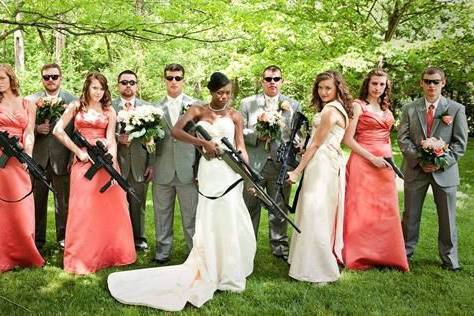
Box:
[231,110,249,164]
[23,100,37,156]
[52,102,89,162]
[171,105,219,157]
[287,107,339,183]
[342,102,390,168]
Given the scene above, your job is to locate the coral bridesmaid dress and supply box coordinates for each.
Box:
[63,110,136,274]
[0,101,44,272]
[343,102,409,271]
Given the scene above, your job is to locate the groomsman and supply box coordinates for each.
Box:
[398,67,468,271]
[152,64,200,263]
[112,70,153,251]
[28,63,76,250]
[241,65,300,261]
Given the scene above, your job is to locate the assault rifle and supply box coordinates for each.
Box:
[275,111,310,213]
[384,157,404,179]
[185,121,301,233]
[0,130,55,194]
[71,131,140,202]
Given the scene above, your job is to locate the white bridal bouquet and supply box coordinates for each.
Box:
[255,110,285,151]
[117,105,165,153]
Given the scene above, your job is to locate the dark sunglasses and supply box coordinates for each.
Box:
[42,75,60,81]
[119,80,137,86]
[165,76,184,82]
[263,76,282,83]
[423,79,441,85]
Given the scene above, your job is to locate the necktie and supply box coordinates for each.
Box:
[169,100,180,125]
[426,104,435,137]
[124,101,133,111]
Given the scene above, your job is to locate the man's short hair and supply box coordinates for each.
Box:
[262,65,282,77]
[117,70,137,82]
[421,67,446,81]
[41,63,62,76]
[164,63,185,77]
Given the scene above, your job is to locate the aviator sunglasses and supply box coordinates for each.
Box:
[423,79,441,85]
[263,76,282,83]
[119,80,137,86]
[165,76,184,82]
[42,74,60,81]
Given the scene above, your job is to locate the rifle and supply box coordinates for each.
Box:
[0,130,55,194]
[71,131,140,203]
[185,121,301,233]
[384,157,404,179]
[275,111,310,213]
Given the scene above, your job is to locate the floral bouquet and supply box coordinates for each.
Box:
[418,137,450,168]
[117,105,165,153]
[35,96,66,124]
[255,110,284,151]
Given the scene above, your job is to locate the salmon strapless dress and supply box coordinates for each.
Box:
[0,101,44,272]
[63,110,136,274]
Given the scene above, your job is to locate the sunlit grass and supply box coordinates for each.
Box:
[1,140,473,315]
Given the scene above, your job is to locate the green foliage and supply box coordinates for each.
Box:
[1,0,472,133]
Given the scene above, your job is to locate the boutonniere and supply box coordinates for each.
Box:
[278,100,291,112]
[180,103,191,116]
[438,110,453,126]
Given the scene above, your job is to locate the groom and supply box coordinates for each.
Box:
[398,66,468,271]
[241,65,300,261]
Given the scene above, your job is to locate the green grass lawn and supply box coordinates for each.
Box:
[1,140,473,315]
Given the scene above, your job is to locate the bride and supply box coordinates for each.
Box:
[107,72,256,311]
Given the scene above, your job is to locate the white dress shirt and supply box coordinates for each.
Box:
[167,94,184,125]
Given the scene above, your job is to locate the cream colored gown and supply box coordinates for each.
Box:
[288,101,348,283]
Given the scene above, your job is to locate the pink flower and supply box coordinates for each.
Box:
[35,98,45,108]
[441,115,453,125]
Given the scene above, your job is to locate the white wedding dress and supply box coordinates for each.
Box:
[108,116,256,311]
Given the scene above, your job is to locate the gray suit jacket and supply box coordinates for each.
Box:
[397,96,468,187]
[112,97,154,182]
[241,93,300,172]
[153,94,201,185]
[27,90,77,175]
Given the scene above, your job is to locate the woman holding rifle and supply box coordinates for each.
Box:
[53,72,135,274]
[0,64,44,272]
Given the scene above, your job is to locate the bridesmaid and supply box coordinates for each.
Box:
[287,71,352,284]
[342,69,409,271]
[0,63,44,272]
[53,72,136,274]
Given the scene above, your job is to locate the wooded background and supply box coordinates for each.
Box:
[1,0,473,133]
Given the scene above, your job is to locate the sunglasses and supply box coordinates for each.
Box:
[263,77,282,83]
[42,75,60,81]
[119,80,137,86]
[423,79,441,85]
[165,76,184,82]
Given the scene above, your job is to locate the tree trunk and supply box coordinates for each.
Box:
[13,12,25,72]
[55,29,66,64]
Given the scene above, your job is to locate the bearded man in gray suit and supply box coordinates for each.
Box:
[112,70,154,251]
[152,64,200,263]
[27,63,76,250]
[398,67,468,271]
[241,65,300,261]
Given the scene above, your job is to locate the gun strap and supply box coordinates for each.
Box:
[0,181,34,203]
[290,172,305,213]
[198,178,243,200]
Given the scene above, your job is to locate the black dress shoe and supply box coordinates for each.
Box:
[135,241,149,252]
[153,258,170,264]
[441,263,462,272]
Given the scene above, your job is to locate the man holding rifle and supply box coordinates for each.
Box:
[241,65,300,261]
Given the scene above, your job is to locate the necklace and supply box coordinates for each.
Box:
[209,103,227,112]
